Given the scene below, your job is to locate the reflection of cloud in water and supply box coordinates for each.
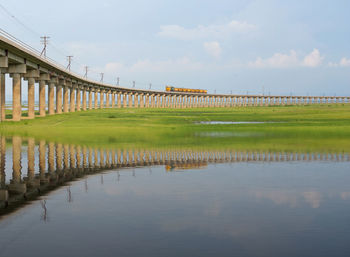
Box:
[340,192,350,200]
[303,191,322,208]
[253,191,298,207]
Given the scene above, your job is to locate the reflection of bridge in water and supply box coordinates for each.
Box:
[0,135,349,212]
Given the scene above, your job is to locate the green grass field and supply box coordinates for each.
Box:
[1,105,350,152]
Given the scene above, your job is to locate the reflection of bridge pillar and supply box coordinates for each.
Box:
[83,146,87,168]
[100,149,104,167]
[10,136,26,193]
[0,137,5,188]
[39,140,46,182]
[76,146,82,169]
[88,147,93,168]
[111,150,116,166]
[27,138,35,181]
[56,84,63,114]
[56,143,63,171]
[94,149,99,168]
[70,145,76,169]
[48,142,55,179]
[63,144,69,170]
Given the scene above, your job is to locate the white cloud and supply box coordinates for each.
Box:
[249,50,299,68]
[103,57,204,74]
[328,57,350,67]
[203,41,222,58]
[158,20,256,40]
[340,57,350,67]
[302,48,323,67]
[249,49,324,68]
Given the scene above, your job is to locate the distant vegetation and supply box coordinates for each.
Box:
[1,105,350,153]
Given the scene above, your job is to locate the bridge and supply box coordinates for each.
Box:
[0,33,349,121]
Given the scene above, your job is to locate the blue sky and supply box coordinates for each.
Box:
[0,0,349,96]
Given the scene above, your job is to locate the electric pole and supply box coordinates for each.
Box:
[149,83,152,89]
[100,73,104,82]
[116,77,119,86]
[84,66,88,79]
[66,55,73,71]
[133,81,135,88]
[40,36,50,58]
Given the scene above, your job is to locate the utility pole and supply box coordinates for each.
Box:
[116,77,119,86]
[100,73,104,82]
[84,66,88,79]
[40,36,50,58]
[133,81,135,88]
[230,90,232,95]
[66,55,73,71]
[149,83,152,89]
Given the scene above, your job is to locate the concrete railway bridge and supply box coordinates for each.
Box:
[0,35,349,122]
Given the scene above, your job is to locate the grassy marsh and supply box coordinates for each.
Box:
[1,105,350,152]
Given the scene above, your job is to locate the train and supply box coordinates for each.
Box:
[165,86,207,94]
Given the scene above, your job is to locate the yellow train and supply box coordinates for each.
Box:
[166,86,207,94]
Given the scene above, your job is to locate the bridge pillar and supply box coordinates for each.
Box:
[88,89,93,109]
[139,93,144,108]
[116,92,121,108]
[11,73,22,121]
[76,87,81,111]
[100,90,104,109]
[48,81,55,115]
[128,93,133,108]
[106,90,110,108]
[150,94,155,108]
[63,85,69,113]
[70,86,76,112]
[27,78,35,118]
[145,94,149,108]
[82,88,87,110]
[134,93,139,108]
[111,92,115,108]
[56,84,63,114]
[122,93,126,108]
[0,73,5,121]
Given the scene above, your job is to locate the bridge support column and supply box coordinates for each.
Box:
[134,93,139,108]
[88,90,92,109]
[94,91,98,109]
[117,93,121,108]
[11,73,22,121]
[122,93,126,108]
[111,92,115,108]
[56,84,63,114]
[63,85,69,112]
[70,86,75,112]
[76,87,81,111]
[0,73,5,121]
[27,78,35,118]
[106,90,110,108]
[48,82,55,115]
[140,93,144,108]
[100,90,104,109]
[150,95,155,108]
[129,93,133,108]
[82,88,87,111]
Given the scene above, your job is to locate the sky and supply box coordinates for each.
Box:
[0,0,349,96]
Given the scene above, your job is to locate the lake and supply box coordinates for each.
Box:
[0,136,349,257]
